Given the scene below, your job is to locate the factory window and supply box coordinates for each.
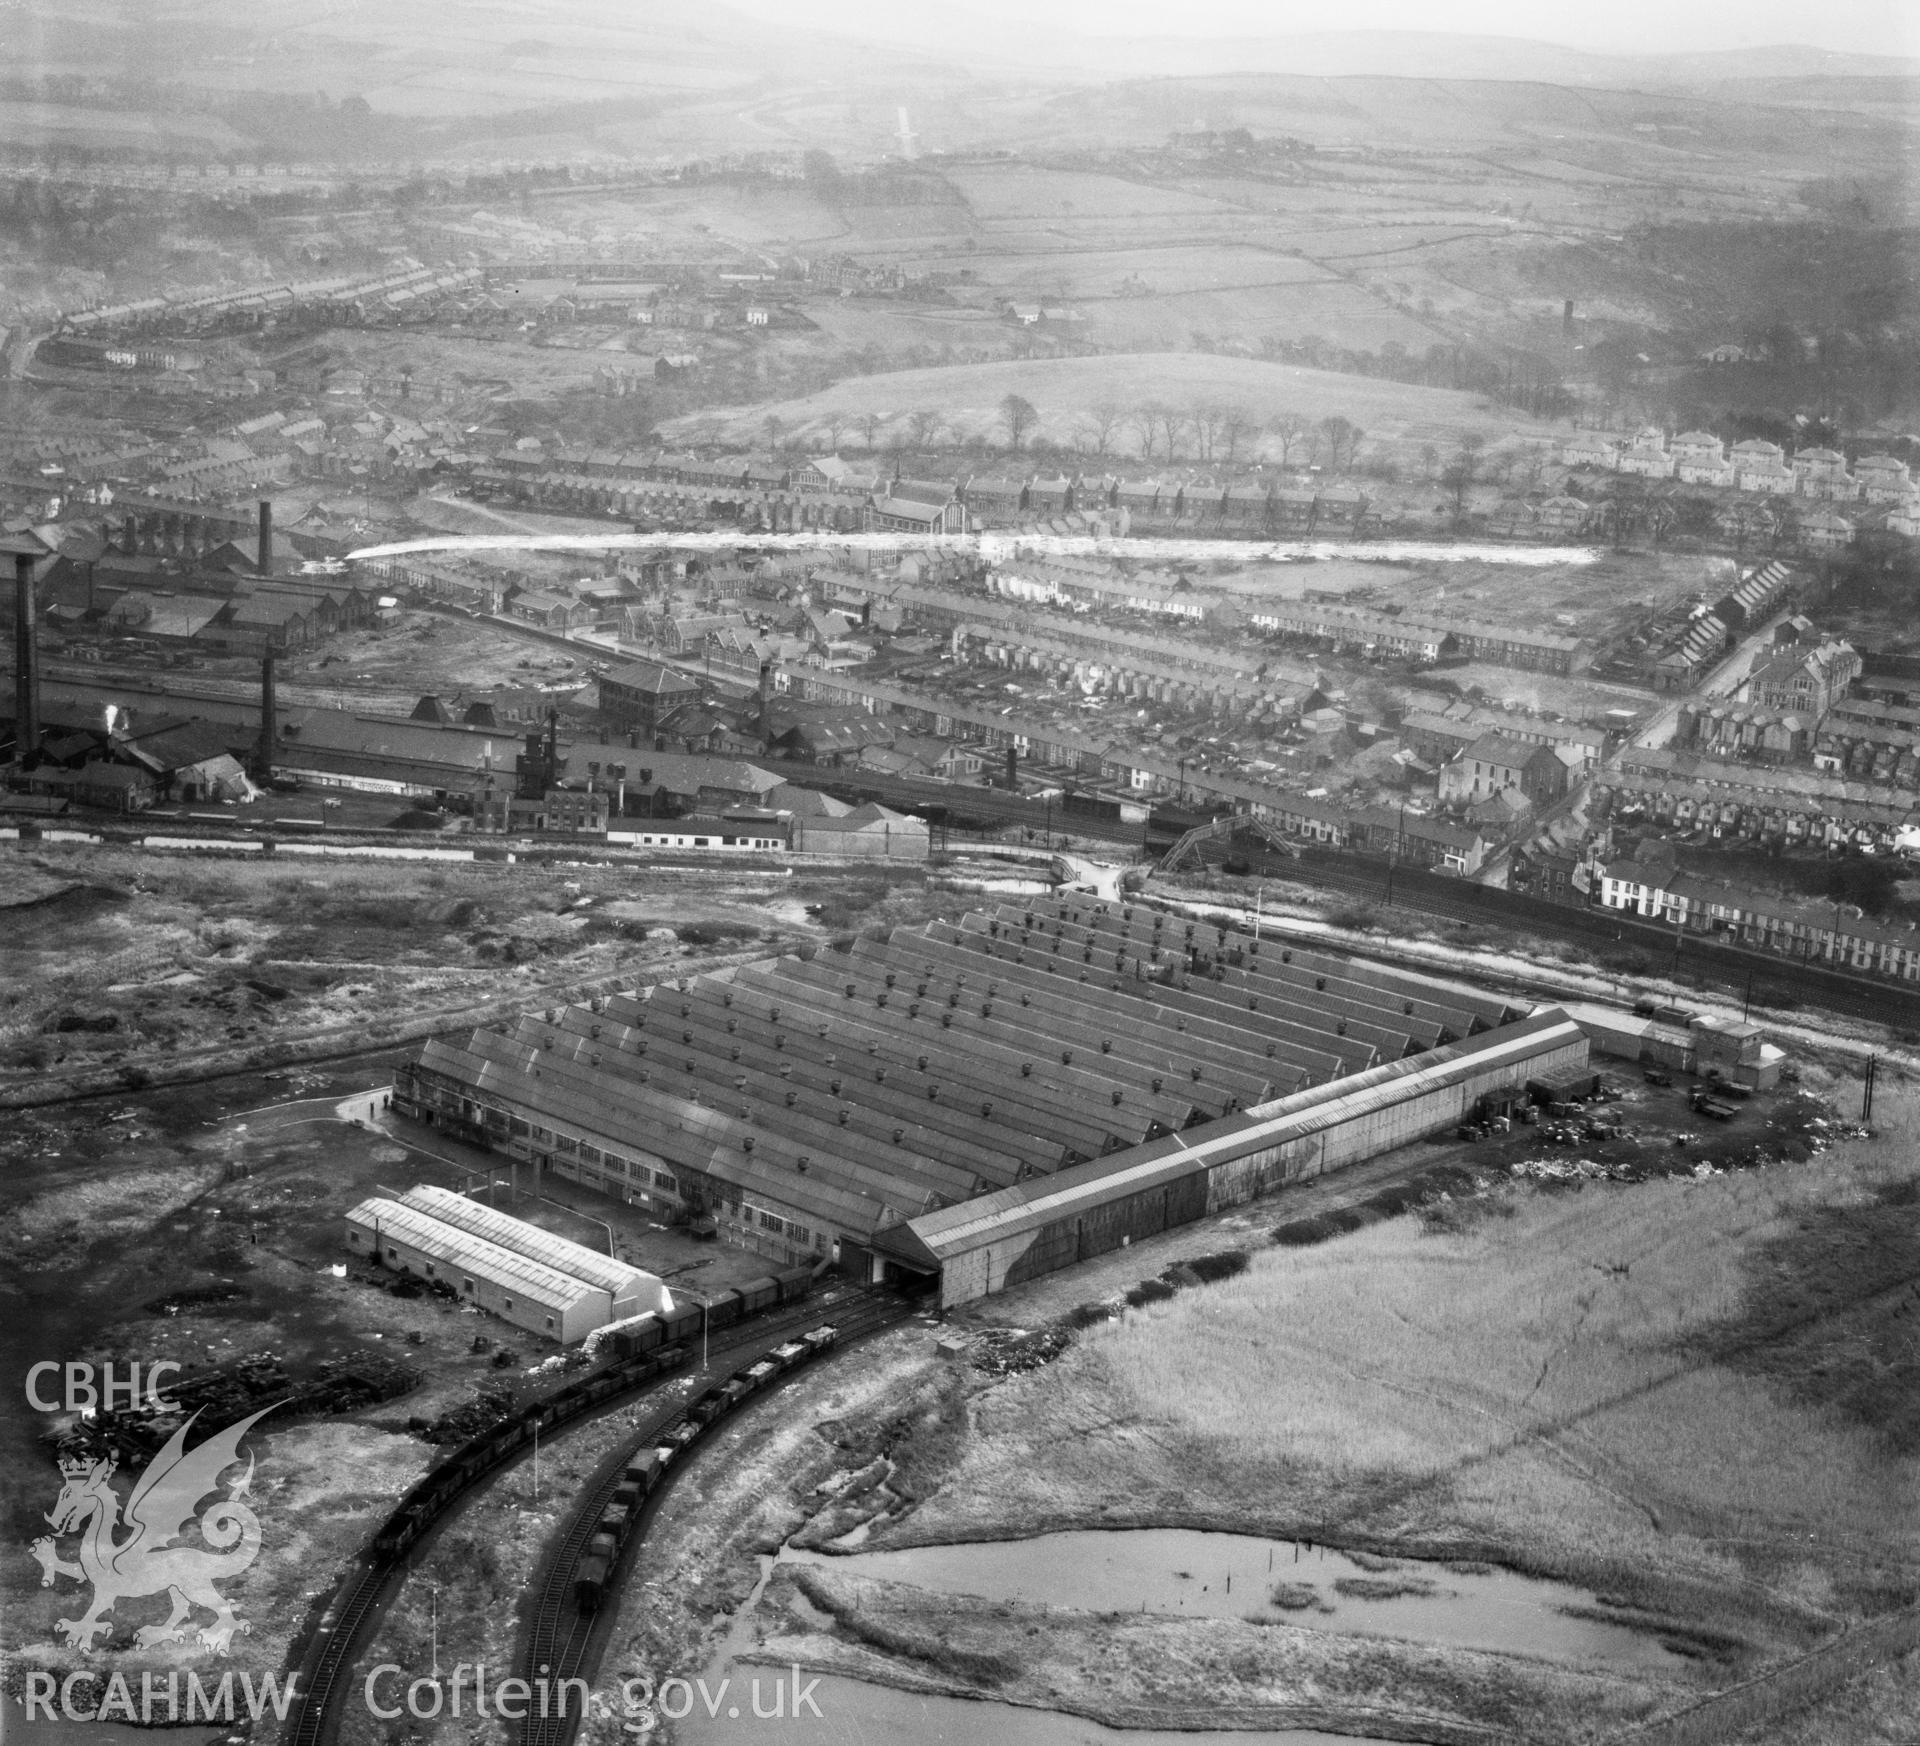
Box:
[425,1264,435,1277]
[789,1224,810,1245]
[503,1298,512,1312]
[532,1125,553,1143]
[386,1246,398,1261]
[654,1170,677,1192]
[463,1278,474,1294]
[556,1135,577,1155]
[759,1210,783,1233]
[510,1118,530,1136]
[580,1144,602,1164]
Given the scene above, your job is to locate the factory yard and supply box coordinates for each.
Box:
[621,1065,1920,1746]
[0,1053,802,1693]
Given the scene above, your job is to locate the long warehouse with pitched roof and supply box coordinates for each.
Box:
[393,897,1588,1303]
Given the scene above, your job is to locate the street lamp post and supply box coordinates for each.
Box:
[534,1192,615,1257]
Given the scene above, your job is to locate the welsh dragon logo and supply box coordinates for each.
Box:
[29,1405,274,1654]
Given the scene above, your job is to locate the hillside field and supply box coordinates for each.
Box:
[662,351,1564,456]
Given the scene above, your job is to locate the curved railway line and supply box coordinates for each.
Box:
[516,1291,911,1746]
[282,1287,909,1746]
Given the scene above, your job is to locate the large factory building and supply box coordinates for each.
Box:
[393,898,1589,1304]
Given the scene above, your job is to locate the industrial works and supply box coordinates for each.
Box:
[395,895,1625,1306]
[5,10,1917,1746]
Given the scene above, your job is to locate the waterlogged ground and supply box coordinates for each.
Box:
[779,1530,1686,1669]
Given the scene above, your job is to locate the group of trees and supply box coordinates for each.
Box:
[1252,333,1578,420]
[744,395,1386,471]
[995,395,1367,468]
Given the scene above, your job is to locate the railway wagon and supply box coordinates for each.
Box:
[371,1341,692,1561]
[611,1315,664,1359]
[773,1264,813,1302]
[737,1276,781,1315]
[565,1322,844,1618]
[575,1553,610,1613]
[657,1302,702,1345]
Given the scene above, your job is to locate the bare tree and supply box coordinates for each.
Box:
[1318,415,1359,473]
[999,393,1039,452]
[907,408,943,450]
[820,410,852,450]
[1076,401,1126,458]
[1152,403,1187,462]
[859,410,882,449]
[1189,402,1230,462]
[1442,433,1487,530]
[1218,410,1257,467]
[762,414,785,451]
[1125,406,1159,461]
[1268,413,1310,468]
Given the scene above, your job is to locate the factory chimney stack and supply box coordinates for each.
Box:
[11,549,41,770]
[256,652,277,783]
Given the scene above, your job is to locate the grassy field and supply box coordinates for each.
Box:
[1078,281,1442,354]
[660,352,1561,454]
[942,164,1243,222]
[926,244,1334,298]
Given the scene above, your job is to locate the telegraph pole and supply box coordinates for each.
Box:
[1862,1055,1877,1124]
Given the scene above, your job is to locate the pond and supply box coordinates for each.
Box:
[784,1527,1683,1671]
[676,1673,1396,1746]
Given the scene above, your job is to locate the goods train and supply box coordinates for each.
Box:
[371,1266,812,1564]
[572,1324,838,1612]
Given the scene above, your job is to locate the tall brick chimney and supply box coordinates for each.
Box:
[258,499,273,576]
[11,549,40,770]
[255,652,277,782]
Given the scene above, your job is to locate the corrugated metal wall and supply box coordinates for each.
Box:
[937,1027,1590,1307]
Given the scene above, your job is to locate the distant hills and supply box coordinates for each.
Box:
[3,0,1912,159]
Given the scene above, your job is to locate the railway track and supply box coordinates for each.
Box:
[517,1291,914,1746]
[1206,841,1920,1033]
[281,1289,906,1746]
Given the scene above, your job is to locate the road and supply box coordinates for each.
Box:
[1623,605,1793,758]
